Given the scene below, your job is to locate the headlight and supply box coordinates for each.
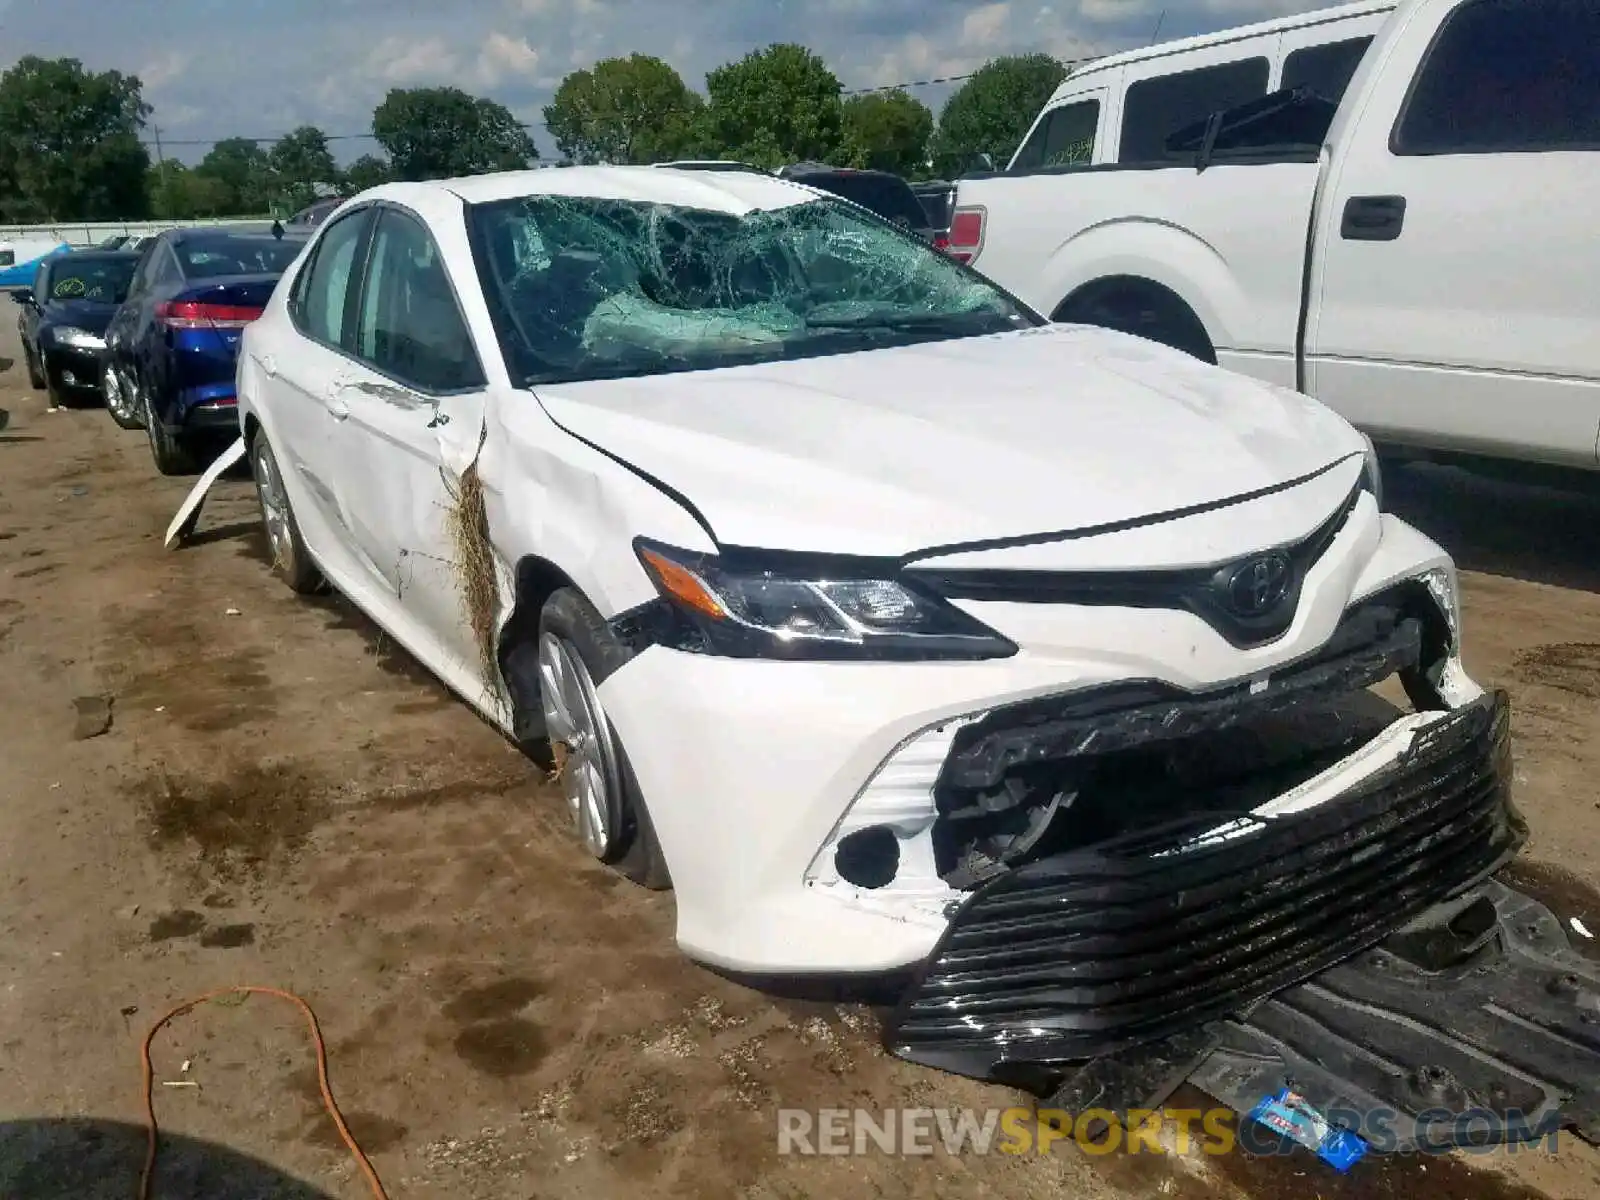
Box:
[51,326,106,351]
[634,538,1017,661]
[1359,432,1383,510]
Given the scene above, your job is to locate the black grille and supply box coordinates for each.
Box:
[885,691,1521,1083]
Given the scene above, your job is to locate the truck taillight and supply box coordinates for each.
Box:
[156,301,264,329]
[932,232,951,253]
[946,207,986,264]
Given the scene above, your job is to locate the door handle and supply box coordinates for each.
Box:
[1340,195,1406,241]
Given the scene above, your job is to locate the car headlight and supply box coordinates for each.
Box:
[1359,432,1383,510]
[634,538,1017,661]
[51,326,106,351]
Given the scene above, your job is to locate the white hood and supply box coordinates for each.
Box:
[535,324,1365,559]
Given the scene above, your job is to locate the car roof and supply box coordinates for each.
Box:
[51,249,140,261]
[360,165,822,216]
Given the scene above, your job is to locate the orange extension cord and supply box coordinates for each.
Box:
[140,986,390,1200]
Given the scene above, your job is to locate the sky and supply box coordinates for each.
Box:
[0,0,1330,164]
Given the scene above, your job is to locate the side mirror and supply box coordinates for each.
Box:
[11,289,33,306]
[970,152,996,172]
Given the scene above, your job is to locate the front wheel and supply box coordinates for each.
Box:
[536,587,670,889]
[24,346,45,390]
[249,433,322,595]
[103,362,143,429]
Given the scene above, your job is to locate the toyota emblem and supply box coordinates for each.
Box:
[1223,552,1292,617]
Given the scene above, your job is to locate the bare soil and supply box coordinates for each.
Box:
[2,326,1599,1200]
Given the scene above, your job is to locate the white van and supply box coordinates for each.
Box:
[1008,0,1394,172]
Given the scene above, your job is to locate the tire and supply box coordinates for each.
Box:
[1060,286,1215,364]
[536,587,670,890]
[142,385,200,475]
[249,432,323,595]
[103,361,143,430]
[24,346,45,390]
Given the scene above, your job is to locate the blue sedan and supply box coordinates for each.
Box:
[103,227,305,475]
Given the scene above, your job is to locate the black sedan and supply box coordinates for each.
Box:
[12,250,140,409]
[103,228,302,475]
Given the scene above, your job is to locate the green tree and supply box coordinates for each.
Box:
[267,125,339,213]
[543,54,703,164]
[371,87,536,180]
[702,44,843,168]
[195,137,272,214]
[930,54,1068,176]
[0,56,151,222]
[838,89,934,176]
[148,162,232,219]
[342,153,391,195]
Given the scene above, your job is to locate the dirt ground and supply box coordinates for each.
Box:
[2,320,1599,1200]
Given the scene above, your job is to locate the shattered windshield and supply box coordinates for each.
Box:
[468,194,1040,386]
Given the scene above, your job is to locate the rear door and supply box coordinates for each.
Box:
[263,206,375,538]
[1304,0,1600,466]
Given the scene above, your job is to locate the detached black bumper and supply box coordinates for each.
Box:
[885,690,1521,1085]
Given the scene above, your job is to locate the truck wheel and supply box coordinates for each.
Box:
[1056,281,1216,364]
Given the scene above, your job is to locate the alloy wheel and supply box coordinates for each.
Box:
[251,439,294,568]
[537,631,619,858]
[103,365,135,424]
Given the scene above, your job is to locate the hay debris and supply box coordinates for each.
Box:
[444,454,501,697]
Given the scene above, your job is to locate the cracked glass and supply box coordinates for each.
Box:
[468,194,1040,387]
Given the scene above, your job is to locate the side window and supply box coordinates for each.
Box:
[354,209,485,392]
[295,210,368,350]
[1011,99,1100,171]
[1118,57,1271,163]
[1393,0,1599,155]
[1281,36,1373,106]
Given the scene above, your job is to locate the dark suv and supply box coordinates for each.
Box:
[775,165,938,244]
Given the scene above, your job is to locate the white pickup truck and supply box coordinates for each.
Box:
[950,0,1600,475]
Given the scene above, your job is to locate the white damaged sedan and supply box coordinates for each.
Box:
[236,166,1519,1082]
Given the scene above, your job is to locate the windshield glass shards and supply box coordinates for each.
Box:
[467,194,1039,386]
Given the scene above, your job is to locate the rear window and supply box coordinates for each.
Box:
[798,173,929,230]
[1119,57,1271,163]
[178,237,302,278]
[1011,98,1101,171]
[1281,36,1373,106]
[40,255,137,302]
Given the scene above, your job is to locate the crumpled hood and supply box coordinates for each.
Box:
[534,324,1366,558]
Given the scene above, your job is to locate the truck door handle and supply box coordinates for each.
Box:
[1341,195,1406,241]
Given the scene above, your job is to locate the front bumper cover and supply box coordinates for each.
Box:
[885,689,1522,1084]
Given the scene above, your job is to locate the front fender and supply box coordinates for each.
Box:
[480,392,713,621]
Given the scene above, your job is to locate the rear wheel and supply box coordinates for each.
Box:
[103,362,143,429]
[536,587,670,890]
[143,386,200,475]
[249,432,322,594]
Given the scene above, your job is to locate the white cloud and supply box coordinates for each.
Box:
[137,49,188,91]
[961,2,1014,48]
[366,35,462,85]
[476,31,540,85]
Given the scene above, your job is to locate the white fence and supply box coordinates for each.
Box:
[0,217,274,248]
